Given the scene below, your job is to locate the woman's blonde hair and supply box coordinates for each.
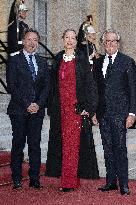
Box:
[62,29,77,39]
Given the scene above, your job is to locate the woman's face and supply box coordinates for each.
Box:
[63,31,77,50]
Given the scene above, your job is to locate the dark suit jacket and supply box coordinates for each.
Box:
[6,51,49,116]
[93,52,136,120]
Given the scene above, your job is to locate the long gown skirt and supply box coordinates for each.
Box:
[59,59,81,188]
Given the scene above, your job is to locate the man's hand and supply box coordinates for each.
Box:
[27,103,39,114]
[126,115,136,128]
[92,114,99,125]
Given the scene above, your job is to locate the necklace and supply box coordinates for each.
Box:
[63,52,75,62]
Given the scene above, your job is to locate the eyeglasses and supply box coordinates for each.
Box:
[105,39,119,43]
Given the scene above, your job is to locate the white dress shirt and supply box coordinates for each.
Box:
[102,51,118,78]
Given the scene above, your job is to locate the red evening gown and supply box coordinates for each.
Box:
[59,58,81,188]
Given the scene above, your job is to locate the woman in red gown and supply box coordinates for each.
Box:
[59,52,81,190]
[46,29,99,192]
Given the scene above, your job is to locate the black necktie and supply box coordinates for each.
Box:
[29,55,36,80]
[106,56,112,78]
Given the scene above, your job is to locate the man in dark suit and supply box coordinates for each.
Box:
[93,29,136,195]
[6,28,49,190]
[7,2,29,55]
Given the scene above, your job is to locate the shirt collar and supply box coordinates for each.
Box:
[23,49,36,57]
[105,51,118,59]
[105,51,118,63]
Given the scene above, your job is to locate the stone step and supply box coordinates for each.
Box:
[0,67,6,75]
[0,76,6,84]
[0,134,12,150]
[0,94,10,112]
[0,151,11,166]
[98,164,136,179]
[0,99,136,180]
[92,126,136,143]
[0,161,45,185]
[0,113,49,151]
[0,69,7,94]
[0,125,49,136]
[0,113,11,126]
[23,142,49,163]
[0,112,49,128]
[0,131,49,150]
[0,127,12,136]
[0,103,8,113]
[0,94,10,103]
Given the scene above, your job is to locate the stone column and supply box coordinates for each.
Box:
[33,0,47,54]
[87,0,106,52]
[111,0,136,60]
[105,0,112,29]
[0,0,9,42]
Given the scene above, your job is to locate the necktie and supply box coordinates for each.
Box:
[29,55,36,80]
[106,56,112,78]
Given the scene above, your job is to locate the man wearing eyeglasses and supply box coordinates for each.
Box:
[93,29,136,195]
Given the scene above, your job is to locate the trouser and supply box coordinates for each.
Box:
[99,114,128,187]
[10,114,44,182]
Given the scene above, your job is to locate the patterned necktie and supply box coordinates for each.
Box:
[29,55,36,80]
[106,55,112,78]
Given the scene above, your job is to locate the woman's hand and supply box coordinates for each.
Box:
[81,110,89,117]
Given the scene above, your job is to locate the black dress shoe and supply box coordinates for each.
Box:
[13,180,22,190]
[120,186,130,195]
[59,187,74,192]
[98,183,118,192]
[29,180,43,189]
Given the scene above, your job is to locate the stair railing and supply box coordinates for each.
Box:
[0,78,8,94]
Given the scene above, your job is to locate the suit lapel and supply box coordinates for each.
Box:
[112,51,121,69]
[106,52,121,78]
[98,55,105,78]
[19,51,31,73]
[19,51,35,81]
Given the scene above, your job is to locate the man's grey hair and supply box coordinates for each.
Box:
[101,29,121,43]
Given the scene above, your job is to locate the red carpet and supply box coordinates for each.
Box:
[1,151,136,205]
[0,151,45,185]
[0,162,45,185]
[0,177,136,205]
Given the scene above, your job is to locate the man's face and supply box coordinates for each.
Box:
[18,10,28,20]
[23,32,39,54]
[104,32,119,55]
[86,33,96,43]
[89,17,93,25]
